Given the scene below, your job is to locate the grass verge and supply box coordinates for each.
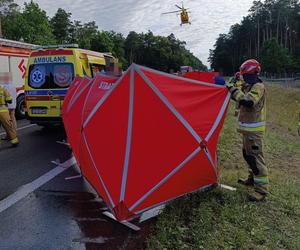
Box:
[146,85,300,250]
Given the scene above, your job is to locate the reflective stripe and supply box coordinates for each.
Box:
[239,122,266,132]
[238,125,265,132]
[120,67,134,202]
[25,90,68,96]
[205,92,231,142]
[254,176,269,185]
[0,109,8,113]
[11,138,19,144]
[82,133,115,208]
[129,147,202,211]
[239,121,266,128]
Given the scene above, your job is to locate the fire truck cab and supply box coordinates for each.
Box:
[0,38,37,119]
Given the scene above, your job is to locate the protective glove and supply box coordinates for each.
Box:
[226,81,235,91]
[234,109,239,117]
[228,77,237,85]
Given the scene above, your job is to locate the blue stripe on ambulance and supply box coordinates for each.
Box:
[25,90,68,96]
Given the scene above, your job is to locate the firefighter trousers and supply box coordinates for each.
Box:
[0,111,18,145]
[242,132,269,194]
[9,109,17,132]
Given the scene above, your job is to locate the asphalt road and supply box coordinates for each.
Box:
[0,120,149,250]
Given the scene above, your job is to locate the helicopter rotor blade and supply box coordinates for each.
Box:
[162,10,182,14]
[175,4,182,9]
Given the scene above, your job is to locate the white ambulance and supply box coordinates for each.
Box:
[0,38,37,118]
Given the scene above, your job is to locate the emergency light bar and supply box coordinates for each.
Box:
[36,44,79,50]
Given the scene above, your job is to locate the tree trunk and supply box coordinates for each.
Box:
[249,38,252,57]
[277,12,280,41]
[289,28,292,53]
[0,16,2,38]
[280,26,283,46]
[285,18,288,49]
[257,18,260,56]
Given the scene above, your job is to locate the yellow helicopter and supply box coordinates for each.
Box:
[162,3,191,25]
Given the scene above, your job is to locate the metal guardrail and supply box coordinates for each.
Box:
[263,78,300,88]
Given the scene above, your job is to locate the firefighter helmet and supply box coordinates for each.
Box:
[240,59,261,75]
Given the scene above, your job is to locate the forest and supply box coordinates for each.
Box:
[0,0,207,72]
[209,0,300,76]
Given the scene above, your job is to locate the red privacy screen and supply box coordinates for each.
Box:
[62,65,230,221]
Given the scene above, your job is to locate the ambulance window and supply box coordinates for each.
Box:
[90,64,105,77]
[104,57,114,73]
[53,64,74,88]
[29,63,74,89]
[29,65,46,88]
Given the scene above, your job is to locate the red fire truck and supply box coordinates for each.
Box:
[0,38,37,118]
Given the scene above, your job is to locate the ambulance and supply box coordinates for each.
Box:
[25,44,120,126]
[0,38,37,119]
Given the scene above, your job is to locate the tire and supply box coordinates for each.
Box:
[16,94,25,120]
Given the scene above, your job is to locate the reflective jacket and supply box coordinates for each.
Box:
[234,80,244,115]
[231,82,266,133]
[0,86,12,113]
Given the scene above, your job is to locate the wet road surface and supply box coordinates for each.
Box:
[0,120,151,250]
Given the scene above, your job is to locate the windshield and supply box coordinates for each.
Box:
[29,63,74,89]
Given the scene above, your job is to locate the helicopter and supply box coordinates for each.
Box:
[162,2,191,26]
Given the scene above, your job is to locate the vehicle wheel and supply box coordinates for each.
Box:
[16,94,25,119]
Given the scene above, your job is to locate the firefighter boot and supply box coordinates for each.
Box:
[238,177,254,186]
[238,172,254,186]
[11,137,19,147]
[248,190,267,202]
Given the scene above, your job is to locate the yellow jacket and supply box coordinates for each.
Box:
[0,86,12,113]
[231,82,266,133]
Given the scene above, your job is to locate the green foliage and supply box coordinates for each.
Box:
[20,1,55,44]
[1,3,22,41]
[2,0,55,44]
[124,31,207,72]
[70,21,98,49]
[261,38,293,73]
[50,8,73,44]
[210,0,300,75]
[0,0,17,37]
[90,31,114,53]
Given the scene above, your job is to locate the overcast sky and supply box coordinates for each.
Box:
[16,0,253,66]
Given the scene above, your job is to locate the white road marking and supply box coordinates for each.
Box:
[0,124,36,136]
[0,156,76,214]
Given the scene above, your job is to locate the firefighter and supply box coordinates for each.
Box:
[226,59,268,202]
[0,73,17,139]
[0,85,19,147]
